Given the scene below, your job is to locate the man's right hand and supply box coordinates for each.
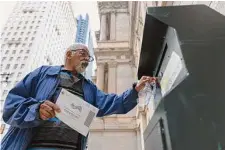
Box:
[39,100,61,120]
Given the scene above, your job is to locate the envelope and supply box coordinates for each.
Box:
[56,88,99,136]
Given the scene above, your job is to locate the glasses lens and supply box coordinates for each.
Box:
[89,56,94,62]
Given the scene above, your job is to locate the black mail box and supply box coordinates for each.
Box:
[138,5,225,150]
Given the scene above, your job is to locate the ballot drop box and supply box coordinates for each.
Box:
[138,5,225,150]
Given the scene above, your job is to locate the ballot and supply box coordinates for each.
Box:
[55,88,99,137]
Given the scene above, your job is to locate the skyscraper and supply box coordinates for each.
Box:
[75,14,94,80]
[0,1,77,140]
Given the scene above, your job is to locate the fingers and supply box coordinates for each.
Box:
[40,103,53,111]
[141,76,157,82]
[45,100,61,113]
[40,108,54,120]
[39,100,61,120]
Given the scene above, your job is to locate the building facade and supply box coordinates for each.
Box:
[90,1,225,150]
[75,14,95,80]
[0,1,77,140]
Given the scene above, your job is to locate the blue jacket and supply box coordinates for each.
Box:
[1,65,138,150]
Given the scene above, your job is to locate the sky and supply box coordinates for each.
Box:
[0,1,100,47]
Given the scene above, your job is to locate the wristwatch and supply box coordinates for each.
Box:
[132,82,137,89]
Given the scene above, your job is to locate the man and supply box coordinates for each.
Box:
[1,43,155,150]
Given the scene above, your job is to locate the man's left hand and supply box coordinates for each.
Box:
[135,76,157,92]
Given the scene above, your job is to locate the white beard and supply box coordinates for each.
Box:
[75,61,88,73]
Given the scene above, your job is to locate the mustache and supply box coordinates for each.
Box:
[80,61,89,68]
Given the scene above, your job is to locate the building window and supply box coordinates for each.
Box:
[2,57,6,61]
[30,26,32,29]
[5,50,9,54]
[26,50,30,54]
[23,26,26,30]
[31,37,35,41]
[4,27,7,30]
[36,26,39,29]
[19,21,22,25]
[18,38,21,41]
[10,27,13,30]
[5,64,10,69]
[27,32,30,35]
[17,72,22,77]
[29,43,32,47]
[1,44,5,49]
[20,50,23,54]
[21,64,25,69]
[12,50,16,54]
[4,38,8,41]
[24,56,28,60]
[17,57,21,61]
[32,21,34,24]
[3,90,8,96]
[17,27,20,30]
[14,32,17,36]
[7,32,10,36]
[25,37,28,41]
[13,64,18,69]
[15,44,19,48]
[9,57,13,61]
[25,21,28,24]
[21,32,24,35]
[33,31,36,35]
[22,43,26,47]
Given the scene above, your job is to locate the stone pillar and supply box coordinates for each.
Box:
[137,112,147,150]
[110,11,116,40]
[100,14,107,41]
[108,61,117,93]
[96,63,105,90]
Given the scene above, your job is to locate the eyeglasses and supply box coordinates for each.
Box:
[72,49,94,62]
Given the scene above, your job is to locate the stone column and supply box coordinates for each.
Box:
[110,11,116,40]
[96,62,105,90]
[100,14,107,41]
[108,61,117,93]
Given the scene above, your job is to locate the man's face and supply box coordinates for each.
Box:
[67,49,92,73]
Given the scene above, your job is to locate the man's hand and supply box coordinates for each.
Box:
[39,100,61,120]
[135,76,157,92]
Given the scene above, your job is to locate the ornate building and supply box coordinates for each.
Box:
[89,1,225,150]
[89,2,153,150]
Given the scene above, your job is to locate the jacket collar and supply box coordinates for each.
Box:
[46,65,62,76]
[46,65,89,82]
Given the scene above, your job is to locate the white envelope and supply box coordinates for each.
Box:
[56,88,99,137]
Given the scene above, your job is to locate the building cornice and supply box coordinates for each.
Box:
[98,1,128,14]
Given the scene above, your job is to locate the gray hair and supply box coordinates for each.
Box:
[64,43,89,63]
[67,43,89,52]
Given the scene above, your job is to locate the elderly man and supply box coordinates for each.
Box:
[1,43,155,150]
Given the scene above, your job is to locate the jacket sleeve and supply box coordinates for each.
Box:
[93,84,139,117]
[2,66,44,128]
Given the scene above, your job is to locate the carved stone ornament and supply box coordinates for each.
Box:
[98,1,128,12]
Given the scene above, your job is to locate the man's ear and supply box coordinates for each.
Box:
[66,50,72,59]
